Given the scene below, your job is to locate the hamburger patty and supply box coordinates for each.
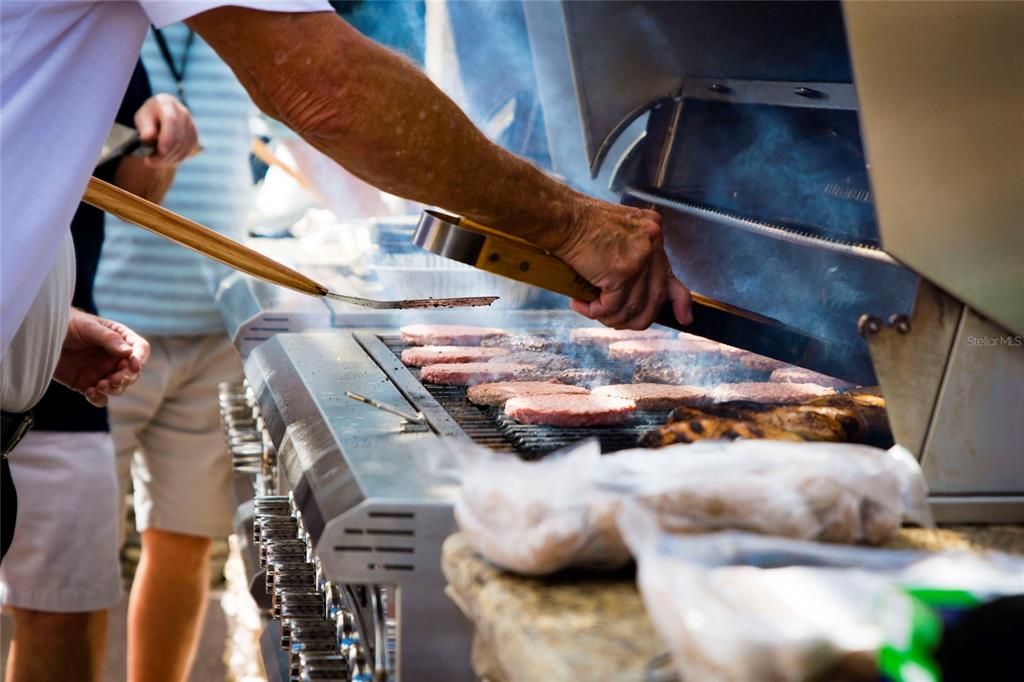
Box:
[504,394,637,427]
[710,382,835,404]
[608,337,721,361]
[770,366,856,390]
[731,350,790,373]
[488,351,574,370]
[481,334,561,352]
[419,362,534,386]
[632,357,745,386]
[467,381,590,408]
[552,367,619,387]
[677,333,786,373]
[400,324,507,346]
[592,383,712,410]
[401,345,509,367]
[568,327,672,346]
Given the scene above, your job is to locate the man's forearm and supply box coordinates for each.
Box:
[188,9,581,251]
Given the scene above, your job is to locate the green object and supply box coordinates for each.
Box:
[876,586,986,681]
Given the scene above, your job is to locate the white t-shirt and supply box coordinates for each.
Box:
[0,235,74,412]
[0,0,328,397]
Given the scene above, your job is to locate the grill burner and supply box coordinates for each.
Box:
[379,335,666,458]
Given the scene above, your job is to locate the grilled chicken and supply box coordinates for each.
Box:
[642,394,888,447]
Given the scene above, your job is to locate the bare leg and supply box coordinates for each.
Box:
[127,529,211,682]
[5,608,107,682]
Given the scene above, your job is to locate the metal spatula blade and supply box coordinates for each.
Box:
[325,292,498,309]
[82,177,500,311]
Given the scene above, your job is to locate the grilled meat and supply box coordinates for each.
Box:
[467,381,589,408]
[400,345,509,367]
[801,393,890,444]
[632,357,744,386]
[504,394,637,427]
[608,337,721,361]
[400,324,506,346]
[419,362,533,386]
[634,403,802,446]
[770,366,856,390]
[550,367,620,387]
[643,396,886,447]
[489,351,574,370]
[568,327,672,346]
[481,334,561,353]
[592,383,711,411]
[710,382,835,404]
[732,351,790,373]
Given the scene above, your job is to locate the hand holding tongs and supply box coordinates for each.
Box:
[413,209,783,329]
[80,177,497,310]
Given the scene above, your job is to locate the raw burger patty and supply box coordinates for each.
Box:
[711,382,835,405]
[401,345,509,367]
[419,362,533,386]
[568,327,672,346]
[400,324,507,346]
[609,337,721,361]
[467,381,590,407]
[770,367,856,390]
[592,383,711,410]
[504,394,637,427]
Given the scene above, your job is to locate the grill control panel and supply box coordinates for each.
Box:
[219,382,394,682]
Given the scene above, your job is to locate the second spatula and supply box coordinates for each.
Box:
[82,177,498,310]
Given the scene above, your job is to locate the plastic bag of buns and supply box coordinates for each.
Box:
[446,439,933,576]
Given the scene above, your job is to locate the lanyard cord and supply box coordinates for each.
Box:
[152,27,196,106]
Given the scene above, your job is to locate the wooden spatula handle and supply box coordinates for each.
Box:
[82,177,327,298]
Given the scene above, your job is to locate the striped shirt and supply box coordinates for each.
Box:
[95,26,255,335]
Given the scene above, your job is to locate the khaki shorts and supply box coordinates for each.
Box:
[0,432,122,612]
[110,333,240,539]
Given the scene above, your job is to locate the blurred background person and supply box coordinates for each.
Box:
[92,25,255,682]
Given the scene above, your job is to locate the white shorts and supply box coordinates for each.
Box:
[0,431,123,612]
[110,333,240,540]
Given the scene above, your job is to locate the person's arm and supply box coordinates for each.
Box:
[187,9,691,329]
[112,94,198,202]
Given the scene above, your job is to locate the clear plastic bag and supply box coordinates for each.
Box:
[595,441,934,545]
[451,439,630,575]
[617,503,1024,682]
[445,439,933,576]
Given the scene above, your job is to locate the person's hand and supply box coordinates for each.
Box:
[53,309,150,407]
[555,199,693,330]
[134,93,199,167]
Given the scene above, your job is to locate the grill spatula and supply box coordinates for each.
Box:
[81,177,498,310]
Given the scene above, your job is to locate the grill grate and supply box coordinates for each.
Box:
[379,335,664,458]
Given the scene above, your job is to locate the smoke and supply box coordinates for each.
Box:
[652,98,921,382]
[330,1,426,64]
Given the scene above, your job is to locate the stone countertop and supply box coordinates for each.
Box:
[441,526,1024,682]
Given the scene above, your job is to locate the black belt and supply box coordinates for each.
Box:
[1,411,33,458]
